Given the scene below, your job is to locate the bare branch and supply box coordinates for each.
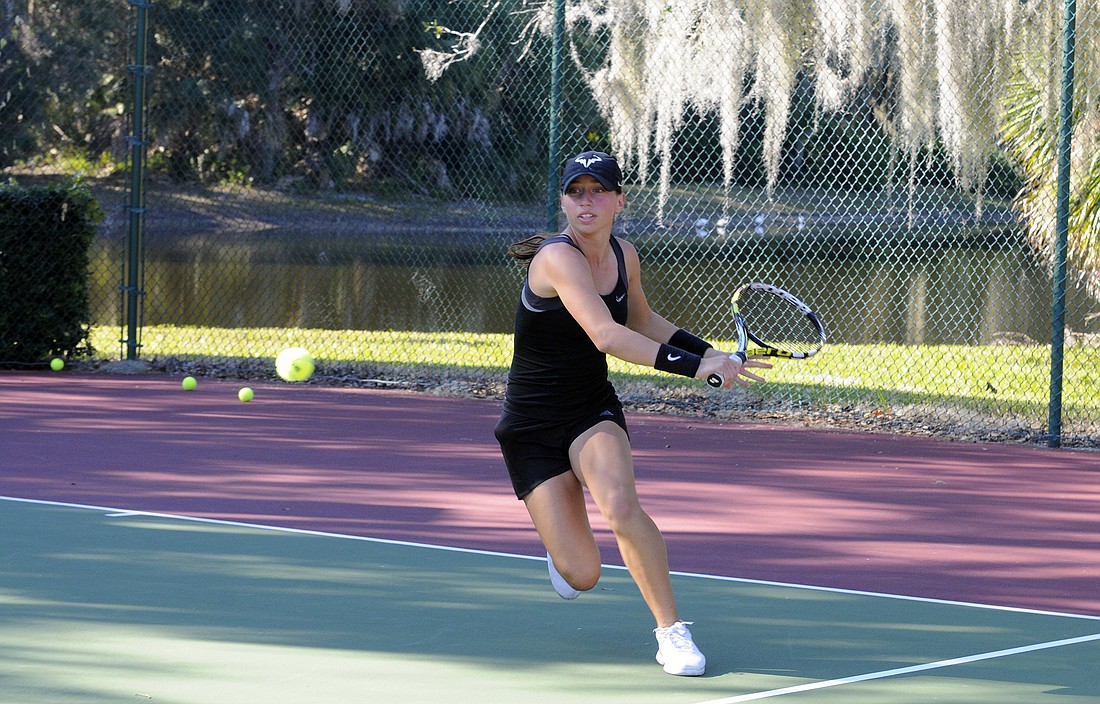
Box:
[416,2,502,82]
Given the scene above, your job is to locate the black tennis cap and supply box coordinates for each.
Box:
[561,151,622,193]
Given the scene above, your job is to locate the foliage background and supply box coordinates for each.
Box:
[1,0,1098,447]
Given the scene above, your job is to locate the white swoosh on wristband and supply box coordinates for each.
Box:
[666,354,682,361]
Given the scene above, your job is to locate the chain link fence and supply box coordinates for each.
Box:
[3,0,1099,448]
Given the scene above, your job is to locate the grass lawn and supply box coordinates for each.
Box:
[87,325,1100,432]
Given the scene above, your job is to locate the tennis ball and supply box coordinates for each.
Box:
[181,376,197,391]
[275,347,315,382]
[238,387,254,402]
[49,358,64,371]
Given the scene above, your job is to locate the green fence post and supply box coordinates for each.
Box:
[1048,0,1077,448]
[544,0,565,232]
[122,0,151,361]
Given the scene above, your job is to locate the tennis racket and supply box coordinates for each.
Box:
[706,283,826,387]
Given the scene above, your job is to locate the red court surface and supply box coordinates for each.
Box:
[3,371,1098,617]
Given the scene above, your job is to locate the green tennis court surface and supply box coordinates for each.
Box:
[3,497,1097,704]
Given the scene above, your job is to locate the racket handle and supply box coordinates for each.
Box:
[705,351,748,388]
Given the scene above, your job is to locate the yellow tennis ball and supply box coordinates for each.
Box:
[181,376,197,391]
[275,347,315,382]
[50,358,64,371]
[238,387,254,402]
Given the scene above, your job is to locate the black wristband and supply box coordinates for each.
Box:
[654,343,702,378]
[669,329,712,356]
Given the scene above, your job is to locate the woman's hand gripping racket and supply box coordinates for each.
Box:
[706,283,826,387]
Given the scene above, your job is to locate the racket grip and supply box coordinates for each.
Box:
[706,352,748,388]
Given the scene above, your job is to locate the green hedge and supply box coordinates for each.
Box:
[0,179,103,366]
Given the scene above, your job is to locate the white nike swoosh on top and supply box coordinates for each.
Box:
[615,294,625,302]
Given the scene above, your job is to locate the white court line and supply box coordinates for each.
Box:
[0,495,551,561]
[665,568,1100,623]
[693,632,1100,704]
[4,494,1100,625]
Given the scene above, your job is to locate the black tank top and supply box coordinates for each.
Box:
[502,234,629,421]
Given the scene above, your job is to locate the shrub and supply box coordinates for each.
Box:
[0,178,104,366]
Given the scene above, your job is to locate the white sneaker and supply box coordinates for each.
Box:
[654,621,706,676]
[546,553,581,600]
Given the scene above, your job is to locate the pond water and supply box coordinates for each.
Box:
[88,230,1099,346]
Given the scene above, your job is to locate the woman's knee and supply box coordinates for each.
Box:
[554,551,602,591]
[598,493,647,534]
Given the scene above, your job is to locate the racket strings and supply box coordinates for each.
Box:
[739,290,822,354]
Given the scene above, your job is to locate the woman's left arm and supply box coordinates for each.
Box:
[621,238,695,343]
[620,237,769,386]
[622,238,744,361]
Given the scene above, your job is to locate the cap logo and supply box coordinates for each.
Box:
[575,154,603,168]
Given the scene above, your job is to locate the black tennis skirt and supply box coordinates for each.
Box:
[494,396,628,499]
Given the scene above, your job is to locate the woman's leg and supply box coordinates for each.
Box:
[568,421,680,628]
[523,470,602,592]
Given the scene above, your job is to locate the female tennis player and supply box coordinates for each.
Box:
[494,151,769,676]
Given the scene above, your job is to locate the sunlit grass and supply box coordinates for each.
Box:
[88,325,1100,419]
[92,325,515,369]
